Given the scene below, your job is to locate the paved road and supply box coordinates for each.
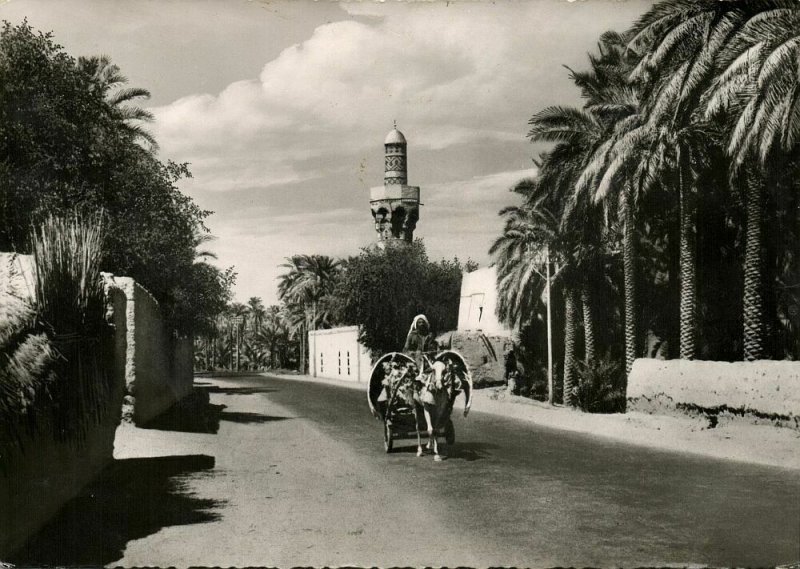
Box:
[13,373,800,567]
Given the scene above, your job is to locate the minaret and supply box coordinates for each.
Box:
[369,124,420,247]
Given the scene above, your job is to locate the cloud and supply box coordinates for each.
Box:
[150,4,555,194]
[140,1,650,303]
[6,0,652,307]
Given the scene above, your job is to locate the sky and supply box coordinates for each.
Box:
[0,0,653,305]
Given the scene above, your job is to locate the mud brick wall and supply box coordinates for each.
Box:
[627,358,800,419]
[104,275,193,424]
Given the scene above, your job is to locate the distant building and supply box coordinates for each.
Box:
[369,124,420,247]
[457,266,511,337]
[308,326,371,383]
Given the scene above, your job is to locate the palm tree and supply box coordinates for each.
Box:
[622,0,776,361]
[277,254,342,372]
[226,302,248,370]
[193,230,218,263]
[529,33,639,385]
[77,54,157,150]
[254,305,289,369]
[491,173,572,403]
[247,297,266,333]
[527,106,613,369]
[705,2,800,359]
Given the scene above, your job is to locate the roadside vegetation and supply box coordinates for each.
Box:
[492,1,800,407]
[0,22,234,458]
[195,241,476,373]
[1,214,112,464]
[0,21,234,335]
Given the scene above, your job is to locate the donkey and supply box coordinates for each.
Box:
[411,359,457,461]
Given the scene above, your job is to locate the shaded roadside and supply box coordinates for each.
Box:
[9,454,222,566]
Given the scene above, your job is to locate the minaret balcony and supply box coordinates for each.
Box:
[370,184,420,202]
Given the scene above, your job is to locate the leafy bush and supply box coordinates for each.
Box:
[0,304,57,459]
[573,355,626,413]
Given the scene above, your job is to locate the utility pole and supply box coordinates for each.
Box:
[545,245,554,405]
[232,316,243,372]
[532,244,559,406]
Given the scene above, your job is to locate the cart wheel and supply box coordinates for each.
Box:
[384,422,394,452]
[445,419,455,445]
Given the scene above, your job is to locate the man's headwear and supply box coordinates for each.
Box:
[410,314,429,334]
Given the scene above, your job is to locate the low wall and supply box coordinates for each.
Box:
[437,331,509,388]
[0,285,127,557]
[627,359,800,419]
[103,276,193,424]
[1,260,192,555]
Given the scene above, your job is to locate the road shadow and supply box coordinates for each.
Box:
[219,411,291,424]
[445,441,498,462]
[206,385,279,396]
[10,454,223,567]
[141,388,225,434]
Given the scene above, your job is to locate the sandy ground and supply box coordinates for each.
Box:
[278,373,800,472]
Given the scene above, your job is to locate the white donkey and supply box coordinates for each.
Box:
[412,359,457,461]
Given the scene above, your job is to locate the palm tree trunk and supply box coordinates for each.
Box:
[678,147,697,359]
[299,323,306,373]
[621,188,639,377]
[743,175,766,360]
[582,286,596,365]
[563,288,579,406]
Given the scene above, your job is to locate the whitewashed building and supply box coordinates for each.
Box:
[457,266,511,337]
[308,326,372,383]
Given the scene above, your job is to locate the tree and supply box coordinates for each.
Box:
[277,254,342,372]
[622,0,772,360]
[524,34,636,398]
[571,48,644,375]
[0,21,231,337]
[491,177,562,403]
[76,54,157,150]
[705,2,800,359]
[247,297,266,333]
[331,240,464,356]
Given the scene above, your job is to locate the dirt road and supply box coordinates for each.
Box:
[12,373,800,567]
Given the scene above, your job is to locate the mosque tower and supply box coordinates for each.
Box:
[369,124,420,247]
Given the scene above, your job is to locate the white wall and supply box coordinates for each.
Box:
[457,266,510,337]
[308,326,371,383]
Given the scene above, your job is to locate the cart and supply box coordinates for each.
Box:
[367,350,472,452]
